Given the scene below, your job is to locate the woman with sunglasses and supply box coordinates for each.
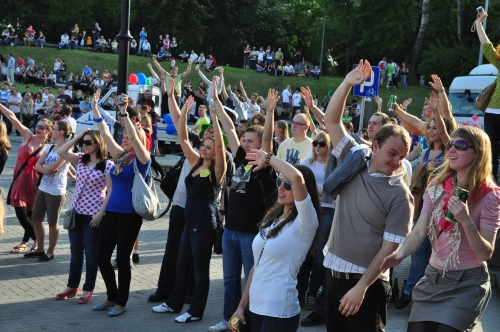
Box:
[55,129,113,303]
[91,90,151,317]
[29,121,72,261]
[0,103,52,254]
[229,151,320,331]
[381,125,500,332]
[152,83,226,323]
[298,131,333,310]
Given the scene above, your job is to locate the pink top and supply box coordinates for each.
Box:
[69,153,114,215]
[422,187,500,270]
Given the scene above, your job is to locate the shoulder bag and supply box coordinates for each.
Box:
[476,79,497,111]
[63,168,93,230]
[132,158,161,220]
[6,143,47,205]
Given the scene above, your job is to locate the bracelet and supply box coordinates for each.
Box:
[436,89,444,93]
[94,117,104,123]
[119,112,129,117]
[264,152,273,167]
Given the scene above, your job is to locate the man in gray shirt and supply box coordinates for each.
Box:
[322,61,413,332]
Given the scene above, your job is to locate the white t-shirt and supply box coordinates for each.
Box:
[172,157,193,208]
[65,90,73,98]
[8,94,22,113]
[257,51,265,62]
[284,65,294,73]
[282,89,291,103]
[142,42,151,50]
[38,145,71,196]
[250,194,318,318]
[301,159,335,209]
[190,53,199,61]
[61,116,77,133]
[247,100,260,115]
[276,137,313,164]
[292,92,302,107]
[42,93,49,103]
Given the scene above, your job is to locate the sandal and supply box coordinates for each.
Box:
[11,243,28,253]
[27,246,37,254]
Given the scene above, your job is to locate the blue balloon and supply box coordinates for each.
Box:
[163,114,173,124]
[166,124,177,135]
[137,72,147,85]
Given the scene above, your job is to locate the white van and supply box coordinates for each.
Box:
[448,64,497,129]
[75,84,182,153]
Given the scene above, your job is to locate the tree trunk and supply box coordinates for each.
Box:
[406,0,431,86]
[457,0,463,46]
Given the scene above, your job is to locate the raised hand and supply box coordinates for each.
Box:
[182,95,194,115]
[374,95,382,107]
[425,91,439,110]
[262,88,280,112]
[428,74,444,92]
[167,77,175,97]
[245,149,268,172]
[300,86,314,108]
[402,98,412,109]
[345,60,372,86]
[477,10,488,23]
[92,89,101,106]
[212,77,220,101]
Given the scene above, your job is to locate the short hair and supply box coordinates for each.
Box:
[372,112,391,125]
[239,119,248,124]
[245,125,264,143]
[62,105,72,116]
[251,93,258,98]
[199,105,207,110]
[125,105,140,120]
[373,124,411,150]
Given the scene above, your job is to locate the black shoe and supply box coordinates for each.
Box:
[184,295,195,304]
[148,292,169,302]
[395,292,412,309]
[24,251,45,258]
[300,312,326,327]
[132,253,140,263]
[38,254,54,261]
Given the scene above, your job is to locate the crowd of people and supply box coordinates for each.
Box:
[0,10,499,332]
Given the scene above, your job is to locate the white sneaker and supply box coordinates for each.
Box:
[175,312,201,323]
[208,321,230,331]
[152,303,175,313]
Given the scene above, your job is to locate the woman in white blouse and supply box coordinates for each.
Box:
[229,149,320,331]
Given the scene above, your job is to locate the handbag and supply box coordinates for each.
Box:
[6,143,47,205]
[132,158,161,220]
[476,79,497,111]
[63,168,93,230]
[159,155,185,200]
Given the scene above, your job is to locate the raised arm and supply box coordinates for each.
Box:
[91,89,122,159]
[428,74,455,124]
[261,89,280,152]
[325,59,372,147]
[0,103,32,140]
[196,66,212,85]
[152,56,167,76]
[118,95,150,164]
[246,149,307,202]
[426,91,451,145]
[181,59,193,79]
[304,106,317,137]
[57,129,89,164]
[178,96,200,166]
[166,77,182,129]
[221,77,228,101]
[210,90,227,185]
[147,63,160,83]
[392,106,425,135]
[239,80,249,102]
[301,86,324,124]
[475,11,490,44]
[212,80,239,155]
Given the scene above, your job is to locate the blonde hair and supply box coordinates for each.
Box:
[123,126,146,147]
[141,115,152,132]
[432,127,494,200]
[308,131,330,166]
[0,121,12,154]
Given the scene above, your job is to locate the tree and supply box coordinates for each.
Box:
[406,0,431,85]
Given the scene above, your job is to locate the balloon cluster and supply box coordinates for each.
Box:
[129,73,151,85]
[163,114,177,134]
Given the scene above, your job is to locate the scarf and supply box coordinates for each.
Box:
[113,150,135,175]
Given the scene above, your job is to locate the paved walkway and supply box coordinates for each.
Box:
[0,135,498,331]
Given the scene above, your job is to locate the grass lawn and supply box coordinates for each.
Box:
[4,46,432,117]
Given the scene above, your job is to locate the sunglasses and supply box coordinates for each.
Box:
[276,176,293,192]
[313,141,327,148]
[448,139,473,151]
[35,125,46,130]
[82,140,94,147]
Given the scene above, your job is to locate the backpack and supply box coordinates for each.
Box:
[160,155,185,201]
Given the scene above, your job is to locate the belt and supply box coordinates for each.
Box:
[331,270,364,280]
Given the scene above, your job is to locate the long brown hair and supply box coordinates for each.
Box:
[190,136,216,175]
[425,117,455,150]
[0,121,12,155]
[274,120,289,142]
[258,165,321,251]
[432,127,495,202]
[82,130,108,165]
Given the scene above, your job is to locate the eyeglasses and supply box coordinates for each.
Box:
[291,121,307,127]
[35,125,46,130]
[276,176,293,192]
[312,141,327,148]
[448,139,473,151]
[82,140,94,147]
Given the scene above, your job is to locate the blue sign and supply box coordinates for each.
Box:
[353,66,380,98]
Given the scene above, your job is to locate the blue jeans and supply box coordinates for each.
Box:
[4,38,18,46]
[70,41,78,50]
[67,214,100,291]
[403,235,431,294]
[142,49,151,57]
[36,39,46,47]
[222,229,255,323]
[58,43,70,50]
[400,74,407,89]
[294,63,302,72]
[308,207,334,297]
[138,39,145,53]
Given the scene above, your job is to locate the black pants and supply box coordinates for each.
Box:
[156,205,194,297]
[325,271,391,332]
[250,312,300,332]
[166,229,214,317]
[15,207,35,242]
[95,211,142,307]
[484,112,500,181]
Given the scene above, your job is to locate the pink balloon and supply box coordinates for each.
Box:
[129,74,138,85]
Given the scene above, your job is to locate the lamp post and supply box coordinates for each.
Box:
[116,0,133,96]
[319,13,326,71]
[478,0,489,66]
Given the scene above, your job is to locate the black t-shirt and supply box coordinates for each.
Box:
[57,94,71,104]
[137,97,155,109]
[294,53,304,63]
[72,96,83,112]
[59,64,67,72]
[225,146,277,234]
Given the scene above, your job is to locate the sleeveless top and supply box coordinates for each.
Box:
[423,149,444,163]
[184,167,218,233]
